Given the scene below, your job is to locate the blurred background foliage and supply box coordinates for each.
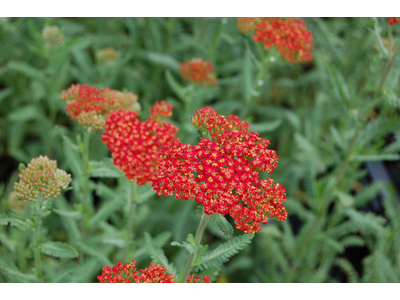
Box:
[1,17,400,283]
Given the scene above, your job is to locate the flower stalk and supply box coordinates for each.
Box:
[124,180,138,261]
[180,212,211,283]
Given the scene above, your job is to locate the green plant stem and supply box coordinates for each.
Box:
[33,197,43,281]
[81,129,92,241]
[180,212,210,283]
[124,180,138,261]
[388,24,393,60]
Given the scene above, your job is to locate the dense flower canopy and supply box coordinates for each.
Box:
[237,17,314,63]
[101,102,179,185]
[97,260,210,283]
[180,59,218,86]
[13,155,71,202]
[152,107,287,234]
[60,84,140,130]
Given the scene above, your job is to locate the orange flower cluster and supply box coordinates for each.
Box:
[388,17,400,25]
[97,260,210,283]
[180,59,218,86]
[13,155,71,202]
[101,102,179,185]
[60,84,140,130]
[152,107,287,234]
[237,17,314,63]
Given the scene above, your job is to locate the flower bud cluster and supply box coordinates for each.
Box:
[97,47,119,66]
[153,107,287,234]
[7,192,26,215]
[41,26,64,49]
[97,260,210,283]
[237,17,314,63]
[60,84,140,130]
[388,17,400,25]
[180,59,218,86]
[101,102,179,185]
[13,155,71,202]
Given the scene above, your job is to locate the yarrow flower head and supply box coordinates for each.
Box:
[101,101,179,185]
[150,100,173,121]
[237,17,314,63]
[152,107,287,234]
[13,155,71,202]
[97,260,210,283]
[60,84,140,130]
[97,47,120,66]
[180,59,218,86]
[41,26,64,49]
[388,17,400,25]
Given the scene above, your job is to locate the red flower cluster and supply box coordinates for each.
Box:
[97,260,210,283]
[180,59,218,86]
[237,17,314,63]
[388,17,400,25]
[13,155,71,202]
[186,274,211,283]
[60,84,140,130]
[101,102,179,185]
[150,100,173,121]
[152,107,287,234]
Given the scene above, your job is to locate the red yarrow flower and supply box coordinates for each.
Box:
[97,260,210,283]
[60,84,140,130]
[180,59,218,86]
[388,17,400,25]
[101,102,179,185]
[150,100,173,121]
[152,107,287,234]
[237,17,314,63]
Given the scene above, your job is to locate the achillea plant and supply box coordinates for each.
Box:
[152,107,287,234]
[97,260,210,283]
[180,59,218,86]
[13,155,71,202]
[101,101,179,185]
[60,84,140,130]
[388,17,400,25]
[97,47,120,66]
[7,192,26,214]
[237,17,314,62]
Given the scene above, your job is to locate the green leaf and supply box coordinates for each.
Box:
[18,163,26,172]
[171,234,200,255]
[193,234,254,271]
[53,209,82,219]
[141,51,180,71]
[353,154,400,162]
[8,105,44,122]
[249,120,282,133]
[88,195,125,228]
[144,232,177,275]
[165,70,186,102]
[61,134,83,177]
[8,61,47,83]
[89,160,123,178]
[41,241,79,258]
[196,205,204,217]
[76,241,112,266]
[0,214,29,230]
[0,260,37,283]
[210,214,233,237]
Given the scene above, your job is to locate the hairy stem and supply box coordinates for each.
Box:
[81,129,92,241]
[180,213,210,283]
[33,197,43,281]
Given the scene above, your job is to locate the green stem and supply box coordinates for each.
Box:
[124,180,138,261]
[81,129,92,241]
[180,213,210,283]
[388,24,393,60]
[33,197,43,281]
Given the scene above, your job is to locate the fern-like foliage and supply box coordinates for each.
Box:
[144,232,177,275]
[192,234,253,272]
